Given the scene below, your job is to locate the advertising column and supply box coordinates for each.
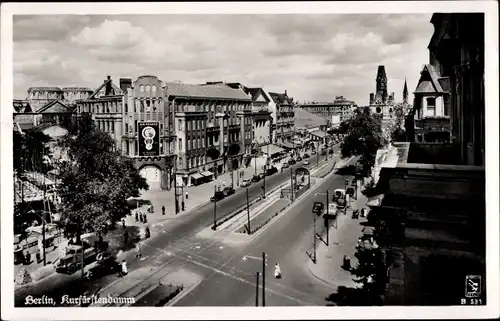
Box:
[137,121,161,156]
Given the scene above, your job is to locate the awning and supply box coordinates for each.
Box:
[261,144,285,156]
[191,173,204,180]
[201,171,214,177]
[280,142,295,149]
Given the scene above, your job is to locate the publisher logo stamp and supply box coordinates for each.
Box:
[465,275,481,298]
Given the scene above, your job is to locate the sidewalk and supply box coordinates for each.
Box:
[306,192,368,289]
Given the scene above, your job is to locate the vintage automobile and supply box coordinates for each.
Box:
[210,191,225,202]
[56,244,100,274]
[282,162,290,169]
[266,166,278,176]
[84,252,119,280]
[303,153,310,158]
[312,201,325,215]
[240,178,252,187]
[288,158,296,165]
[222,186,235,196]
[251,174,262,182]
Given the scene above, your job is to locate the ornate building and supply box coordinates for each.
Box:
[369,66,396,120]
[268,91,295,145]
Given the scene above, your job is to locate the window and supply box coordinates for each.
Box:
[146,100,151,112]
[179,138,183,152]
[146,85,151,92]
[427,97,436,109]
[178,119,183,131]
[152,85,157,92]
[140,85,145,92]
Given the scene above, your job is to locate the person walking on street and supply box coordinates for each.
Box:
[139,213,144,223]
[162,205,166,216]
[185,190,189,200]
[135,212,139,222]
[120,260,128,277]
[135,243,142,258]
[143,214,148,224]
[122,219,126,228]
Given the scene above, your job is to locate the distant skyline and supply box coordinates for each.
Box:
[13,14,433,105]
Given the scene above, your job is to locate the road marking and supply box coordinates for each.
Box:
[177,254,312,306]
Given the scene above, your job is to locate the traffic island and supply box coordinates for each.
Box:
[235,199,290,235]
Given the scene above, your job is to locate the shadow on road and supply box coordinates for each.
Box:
[127,198,152,209]
[334,164,357,176]
[105,225,142,253]
[325,285,383,306]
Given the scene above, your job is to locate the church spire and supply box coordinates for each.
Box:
[403,78,408,104]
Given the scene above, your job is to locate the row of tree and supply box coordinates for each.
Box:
[14,114,149,243]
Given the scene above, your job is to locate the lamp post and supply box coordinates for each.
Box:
[212,185,217,230]
[246,187,251,233]
[316,141,319,166]
[255,272,260,306]
[345,178,349,214]
[290,167,294,202]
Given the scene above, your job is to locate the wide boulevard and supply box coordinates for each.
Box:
[15,148,354,307]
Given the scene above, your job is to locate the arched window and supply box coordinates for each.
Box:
[152,85,157,92]
[135,99,140,112]
[140,85,145,92]
[145,85,151,93]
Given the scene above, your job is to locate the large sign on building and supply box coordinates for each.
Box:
[137,121,160,156]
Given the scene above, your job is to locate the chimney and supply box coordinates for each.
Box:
[105,76,112,96]
[120,78,132,94]
[285,89,287,96]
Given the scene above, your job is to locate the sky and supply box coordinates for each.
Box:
[13,14,434,105]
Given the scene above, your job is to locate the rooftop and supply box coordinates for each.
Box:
[165,82,251,100]
[294,107,327,128]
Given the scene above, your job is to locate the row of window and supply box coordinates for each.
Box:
[79,100,122,114]
[139,84,158,93]
[175,101,250,113]
[177,117,252,132]
[96,119,116,134]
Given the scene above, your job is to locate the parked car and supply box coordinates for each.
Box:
[288,159,296,165]
[251,174,261,182]
[304,153,310,158]
[266,166,278,176]
[222,186,235,196]
[312,201,325,215]
[282,162,290,169]
[210,191,225,202]
[241,178,252,187]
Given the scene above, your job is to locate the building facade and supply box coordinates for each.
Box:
[268,91,295,144]
[368,13,486,305]
[299,96,356,124]
[247,87,272,148]
[166,82,253,187]
[369,66,396,120]
[26,86,93,112]
[76,76,125,147]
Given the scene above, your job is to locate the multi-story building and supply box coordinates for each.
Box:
[166,82,253,187]
[367,13,485,305]
[120,75,175,190]
[26,86,93,112]
[246,87,272,148]
[299,96,357,124]
[76,76,125,147]
[268,91,295,146]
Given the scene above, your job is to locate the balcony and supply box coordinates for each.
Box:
[415,116,451,134]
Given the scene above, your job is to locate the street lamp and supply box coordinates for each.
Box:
[212,185,217,230]
[246,187,251,233]
[345,178,349,214]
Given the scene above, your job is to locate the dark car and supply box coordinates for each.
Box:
[303,153,310,159]
[312,201,325,215]
[321,150,327,155]
[266,166,278,176]
[288,158,296,165]
[210,191,225,202]
[251,174,261,182]
[84,252,119,280]
[222,186,235,196]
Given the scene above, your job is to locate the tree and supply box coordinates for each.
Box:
[390,127,406,142]
[349,245,387,305]
[58,114,148,242]
[13,129,51,174]
[340,108,385,178]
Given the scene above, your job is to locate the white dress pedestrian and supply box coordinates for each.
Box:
[121,261,128,275]
[274,263,282,279]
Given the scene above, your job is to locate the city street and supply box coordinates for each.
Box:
[14,151,342,307]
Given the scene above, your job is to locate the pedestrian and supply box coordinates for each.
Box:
[35,250,41,264]
[162,205,166,216]
[274,263,282,279]
[143,214,148,224]
[124,230,129,245]
[139,213,144,223]
[185,190,189,200]
[145,226,150,239]
[25,252,31,265]
[135,212,139,222]
[121,260,128,276]
[122,219,126,228]
[135,243,142,258]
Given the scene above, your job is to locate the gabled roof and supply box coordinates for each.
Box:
[89,79,123,99]
[165,82,251,100]
[268,92,292,105]
[414,64,445,94]
[36,100,74,113]
[247,87,270,103]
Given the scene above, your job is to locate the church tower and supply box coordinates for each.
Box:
[376,65,388,102]
[403,78,409,104]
